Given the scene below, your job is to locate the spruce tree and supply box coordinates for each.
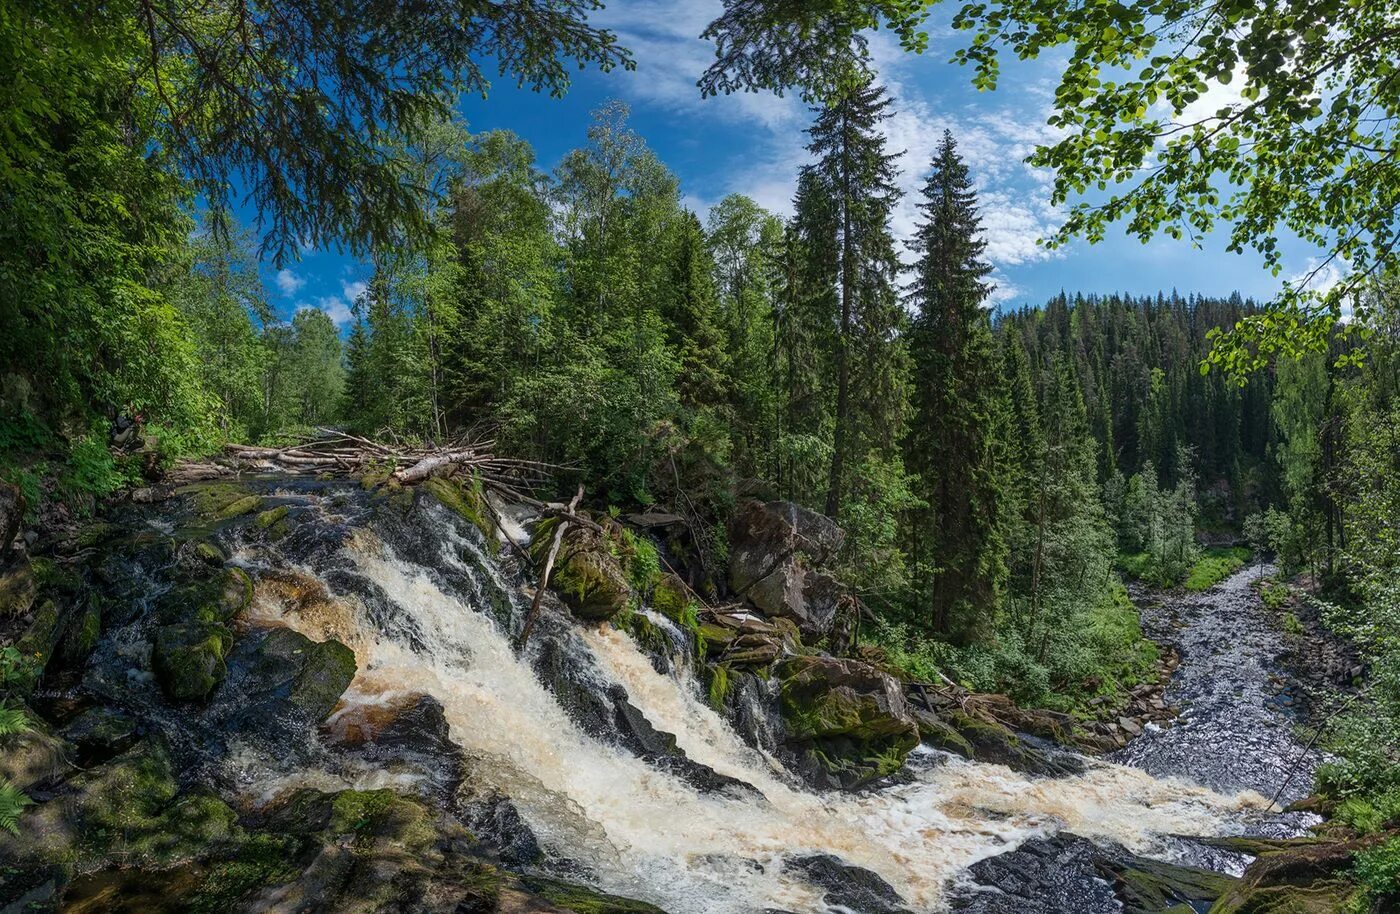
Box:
[904,130,1006,641]
[798,68,906,519]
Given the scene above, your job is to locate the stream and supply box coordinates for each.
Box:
[26,479,1331,913]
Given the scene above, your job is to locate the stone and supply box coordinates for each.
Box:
[153,621,233,702]
[0,557,37,617]
[1118,716,1143,737]
[785,854,912,914]
[535,522,632,622]
[777,654,920,789]
[0,479,24,566]
[727,500,846,640]
[216,626,357,730]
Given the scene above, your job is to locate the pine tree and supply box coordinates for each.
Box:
[903,130,1006,641]
[799,69,906,519]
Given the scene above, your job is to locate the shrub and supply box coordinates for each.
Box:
[1352,837,1400,905]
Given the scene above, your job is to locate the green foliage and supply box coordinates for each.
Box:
[1183,547,1251,592]
[0,779,31,835]
[1258,580,1292,611]
[1352,837,1400,904]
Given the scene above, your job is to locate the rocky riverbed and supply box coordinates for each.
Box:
[0,475,1367,913]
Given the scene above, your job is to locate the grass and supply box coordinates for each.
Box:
[1258,579,1292,610]
[1183,546,1253,591]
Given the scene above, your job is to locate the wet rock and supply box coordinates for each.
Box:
[518,875,668,913]
[153,621,233,702]
[54,596,102,671]
[422,475,495,543]
[1209,834,1376,913]
[326,693,466,801]
[1118,716,1143,737]
[776,654,919,789]
[535,522,631,622]
[213,627,356,738]
[462,795,543,866]
[912,708,974,758]
[948,835,1126,914]
[0,479,24,565]
[785,854,911,914]
[58,706,141,767]
[727,500,845,639]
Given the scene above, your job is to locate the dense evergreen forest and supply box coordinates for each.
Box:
[3,1,1400,909]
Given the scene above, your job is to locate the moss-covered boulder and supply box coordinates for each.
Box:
[1208,836,1374,914]
[0,478,24,565]
[184,482,261,521]
[12,597,69,692]
[534,521,632,622]
[54,596,102,669]
[0,557,37,617]
[255,505,293,540]
[153,621,233,702]
[519,875,668,913]
[216,626,357,731]
[776,654,920,789]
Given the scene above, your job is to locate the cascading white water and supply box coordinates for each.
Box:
[244,511,1272,914]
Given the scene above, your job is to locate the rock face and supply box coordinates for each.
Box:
[0,479,24,565]
[727,500,845,639]
[776,654,919,789]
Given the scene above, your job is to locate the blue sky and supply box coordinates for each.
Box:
[261,0,1335,327]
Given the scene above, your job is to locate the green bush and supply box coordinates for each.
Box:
[1352,836,1400,904]
[1259,580,1291,610]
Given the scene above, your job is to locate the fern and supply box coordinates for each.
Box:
[0,779,31,834]
[0,705,30,738]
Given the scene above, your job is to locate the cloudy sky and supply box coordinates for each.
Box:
[263,0,1332,327]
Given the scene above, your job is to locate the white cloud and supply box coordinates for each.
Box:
[309,277,368,327]
[275,268,305,296]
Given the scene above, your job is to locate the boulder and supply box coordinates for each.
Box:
[0,479,24,565]
[776,655,920,789]
[213,626,357,737]
[785,854,912,914]
[0,557,37,617]
[153,621,234,702]
[727,500,845,639]
[534,522,631,622]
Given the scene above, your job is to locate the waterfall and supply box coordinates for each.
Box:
[235,494,1272,914]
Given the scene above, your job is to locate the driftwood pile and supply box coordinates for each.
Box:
[221,428,550,495]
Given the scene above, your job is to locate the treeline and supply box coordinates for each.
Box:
[317,85,1293,707]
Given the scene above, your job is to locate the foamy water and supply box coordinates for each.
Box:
[243,516,1269,913]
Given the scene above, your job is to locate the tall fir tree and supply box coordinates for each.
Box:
[903,130,1006,641]
[799,69,907,519]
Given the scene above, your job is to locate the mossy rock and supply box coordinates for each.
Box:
[519,875,668,913]
[1106,856,1236,913]
[0,558,38,617]
[254,505,293,540]
[153,621,233,702]
[776,655,919,789]
[423,475,496,545]
[156,567,252,626]
[1208,881,1362,913]
[216,567,254,620]
[221,627,357,725]
[54,597,102,668]
[12,598,69,691]
[651,574,690,624]
[195,540,227,565]
[913,708,974,759]
[533,521,632,622]
[185,483,259,521]
[705,662,733,712]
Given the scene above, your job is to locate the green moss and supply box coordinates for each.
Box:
[651,575,689,623]
[185,483,255,520]
[0,561,37,618]
[13,599,66,692]
[153,622,233,702]
[706,663,732,712]
[423,475,495,545]
[255,505,292,540]
[519,875,667,913]
[552,549,631,621]
[619,529,661,593]
[185,833,305,913]
[194,541,226,565]
[914,712,974,759]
